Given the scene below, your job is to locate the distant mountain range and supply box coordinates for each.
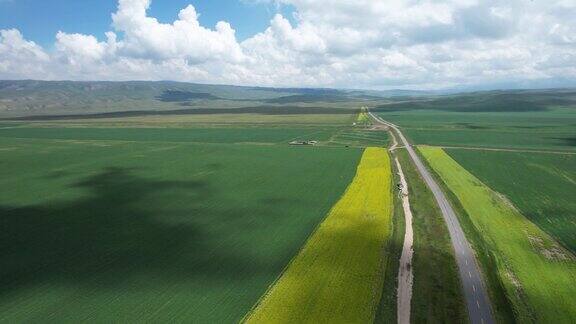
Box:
[0,80,574,118]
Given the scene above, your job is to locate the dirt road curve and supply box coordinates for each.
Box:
[394,157,414,324]
[369,112,495,324]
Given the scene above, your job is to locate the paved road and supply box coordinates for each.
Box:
[369,112,495,324]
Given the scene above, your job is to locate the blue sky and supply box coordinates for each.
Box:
[0,0,574,90]
[0,0,294,47]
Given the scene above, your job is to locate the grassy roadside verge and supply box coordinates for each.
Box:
[396,149,468,323]
[415,147,518,324]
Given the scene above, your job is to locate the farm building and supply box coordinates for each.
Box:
[289,140,318,145]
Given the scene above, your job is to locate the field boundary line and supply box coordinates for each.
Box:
[283,129,331,143]
[243,147,392,323]
[430,145,576,155]
[0,136,297,147]
[240,149,366,323]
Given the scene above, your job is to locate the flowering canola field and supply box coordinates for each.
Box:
[245,147,393,323]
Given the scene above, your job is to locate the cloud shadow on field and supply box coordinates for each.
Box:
[455,122,490,130]
[0,167,274,296]
[156,90,221,102]
[7,106,356,121]
[550,136,576,147]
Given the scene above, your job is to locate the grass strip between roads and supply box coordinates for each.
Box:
[396,149,468,323]
[244,147,393,323]
[419,146,576,324]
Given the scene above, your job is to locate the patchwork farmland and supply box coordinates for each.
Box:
[246,148,393,323]
[1,81,575,323]
[0,110,399,322]
[0,125,377,322]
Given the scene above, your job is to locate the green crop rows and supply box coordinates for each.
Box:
[0,128,362,322]
[446,149,576,253]
[0,126,334,145]
[377,108,576,151]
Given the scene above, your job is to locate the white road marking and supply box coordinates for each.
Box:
[468,271,472,278]
[473,284,476,292]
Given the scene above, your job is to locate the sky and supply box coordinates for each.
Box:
[0,0,575,90]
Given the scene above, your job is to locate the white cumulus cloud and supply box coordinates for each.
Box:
[111,0,245,63]
[0,0,575,89]
[0,29,49,78]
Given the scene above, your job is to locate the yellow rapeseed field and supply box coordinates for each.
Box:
[356,107,370,125]
[244,147,393,323]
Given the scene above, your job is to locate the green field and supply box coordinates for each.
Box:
[0,125,334,145]
[420,147,576,323]
[376,106,576,151]
[407,128,575,151]
[0,119,390,149]
[0,128,364,322]
[62,113,355,126]
[446,150,576,254]
[326,128,390,147]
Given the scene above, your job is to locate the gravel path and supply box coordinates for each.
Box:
[394,157,414,324]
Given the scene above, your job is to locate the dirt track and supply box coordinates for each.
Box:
[394,157,414,324]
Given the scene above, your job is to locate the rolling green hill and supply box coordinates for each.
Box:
[0,80,368,118]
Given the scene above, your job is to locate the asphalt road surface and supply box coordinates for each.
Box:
[369,112,495,324]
